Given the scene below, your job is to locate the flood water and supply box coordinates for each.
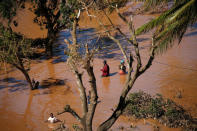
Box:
[0,3,197,131]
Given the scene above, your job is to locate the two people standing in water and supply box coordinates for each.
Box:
[100,59,126,77]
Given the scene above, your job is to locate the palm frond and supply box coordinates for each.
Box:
[135,1,187,35]
[135,0,197,54]
[154,18,187,53]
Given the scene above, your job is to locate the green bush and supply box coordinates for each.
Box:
[124,91,196,130]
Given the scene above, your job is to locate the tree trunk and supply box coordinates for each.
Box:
[46,29,56,57]
[86,66,98,131]
[16,66,34,90]
[48,40,53,57]
[22,69,34,90]
[13,56,34,90]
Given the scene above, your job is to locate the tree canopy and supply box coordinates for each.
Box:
[0,25,35,89]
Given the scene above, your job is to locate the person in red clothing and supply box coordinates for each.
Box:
[101,60,110,77]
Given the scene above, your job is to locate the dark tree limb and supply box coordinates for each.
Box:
[115,7,142,69]
[102,10,134,45]
[95,14,130,68]
[58,105,82,123]
[13,54,34,90]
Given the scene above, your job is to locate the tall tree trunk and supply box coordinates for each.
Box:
[22,69,34,90]
[86,66,98,131]
[48,40,53,57]
[14,65,34,90]
[46,29,56,57]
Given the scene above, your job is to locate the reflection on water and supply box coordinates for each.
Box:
[119,74,126,85]
[102,77,111,92]
[47,59,56,79]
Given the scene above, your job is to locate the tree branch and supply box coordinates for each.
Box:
[115,7,142,70]
[58,105,82,123]
[95,13,130,68]
[139,38,156,74]
[102,10,134,45]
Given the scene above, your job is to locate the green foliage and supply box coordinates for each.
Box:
[0,0,25,24]
[135,0,197,54]
[124,91,196,130]
[0,25,32,68]
[31,0,80,31]
[0,0,16,21]
[72,124,83,131]
[30,0,83,55]
[60,0,81,28]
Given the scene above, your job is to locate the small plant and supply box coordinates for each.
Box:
[72,124,83,131]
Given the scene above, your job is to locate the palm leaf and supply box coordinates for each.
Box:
[135,1,188,35]
[135,0,197,54]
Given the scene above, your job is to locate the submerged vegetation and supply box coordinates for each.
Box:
[124,91,197,130]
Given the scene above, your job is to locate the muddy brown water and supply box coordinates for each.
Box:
[0,3,197,131]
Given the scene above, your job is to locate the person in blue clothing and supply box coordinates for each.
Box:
[87,91,91,104]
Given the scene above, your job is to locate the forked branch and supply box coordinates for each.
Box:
[58,105,82,123]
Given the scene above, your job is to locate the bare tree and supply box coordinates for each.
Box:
[56,2,157,129]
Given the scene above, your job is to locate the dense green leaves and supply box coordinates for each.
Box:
[31,0,81,31]
[0,0,25,25]
[60,0,81,28]
[0,25,32,68]
[0,0,16,20]
[30,0,82,55]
